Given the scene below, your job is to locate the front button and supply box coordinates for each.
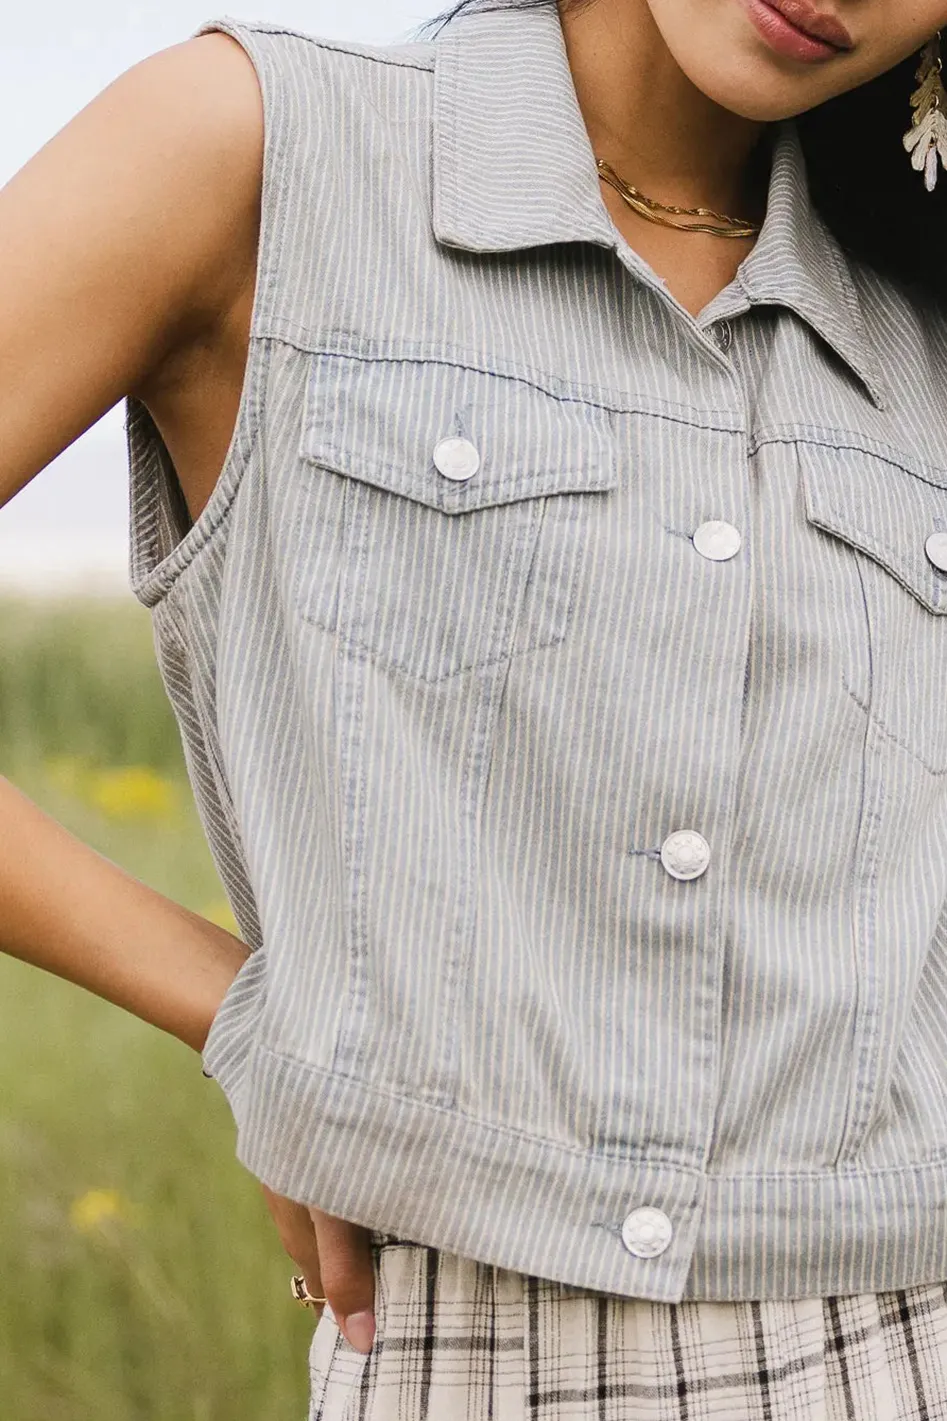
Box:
[621,1207,673,1259]
[926,531,947,573]
[433,437,481,482]
[661,830,711,882]
[711,320,733,353]
[693,521,742,562]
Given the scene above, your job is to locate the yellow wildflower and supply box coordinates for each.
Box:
[87,766,177,822]
[70,1188,141,1235]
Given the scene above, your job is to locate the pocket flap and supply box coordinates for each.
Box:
[799,443,947,615]
[299,353,618,513]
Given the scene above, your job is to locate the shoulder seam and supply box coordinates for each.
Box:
[201,17,435,71]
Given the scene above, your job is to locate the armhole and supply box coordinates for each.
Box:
[129,18,284,609]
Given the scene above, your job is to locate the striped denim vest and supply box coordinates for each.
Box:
[126,4,947,1302]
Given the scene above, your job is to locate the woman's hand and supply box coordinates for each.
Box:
[261,1185,377,1355]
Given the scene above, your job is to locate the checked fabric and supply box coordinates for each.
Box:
[306,1234,947,1420]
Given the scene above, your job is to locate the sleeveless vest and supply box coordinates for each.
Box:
[127,5,947,1301]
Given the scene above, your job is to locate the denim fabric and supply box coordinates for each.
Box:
[125,4,947,1302]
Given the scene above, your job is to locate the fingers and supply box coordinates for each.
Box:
[309,1206,376,1354]
[261,1184,324,1297]
[260,1186,377,1356]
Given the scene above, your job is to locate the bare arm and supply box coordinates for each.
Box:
[0,33,264,1031]
[0,777,249,1051]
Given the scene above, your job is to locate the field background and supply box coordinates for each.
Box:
[0,596,313,1420]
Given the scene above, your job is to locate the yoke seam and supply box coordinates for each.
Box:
[754,430,947,487]
[264,329,746,431]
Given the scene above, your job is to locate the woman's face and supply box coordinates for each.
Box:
[643,0,947,119]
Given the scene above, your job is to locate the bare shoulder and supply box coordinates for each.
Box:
[102,30,266,343]
[0,29,265,515]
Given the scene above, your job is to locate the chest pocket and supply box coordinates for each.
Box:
[800,442,947,774]
[295,354,618,684]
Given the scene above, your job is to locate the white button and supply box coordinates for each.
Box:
[621,1207,673,1259]
[433,437,481,482]
[693,521,742,562]
[926,531,947,573]
[661,830,711,882]
[711,320,732,353]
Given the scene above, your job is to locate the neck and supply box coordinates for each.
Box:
[558,0,769,221]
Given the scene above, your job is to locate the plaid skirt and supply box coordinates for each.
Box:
[307,1231,947,1420]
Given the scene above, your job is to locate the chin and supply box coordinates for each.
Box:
[681,58,833,123]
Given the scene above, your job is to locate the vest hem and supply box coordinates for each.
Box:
[211,1035,947,1303]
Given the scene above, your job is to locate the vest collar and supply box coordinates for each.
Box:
[737,122,887,409]
[430,2,885,408]
[431,3,616,252]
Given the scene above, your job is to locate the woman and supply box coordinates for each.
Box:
[4,0,947,1414]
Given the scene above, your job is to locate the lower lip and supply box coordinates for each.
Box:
[741,0,842,62]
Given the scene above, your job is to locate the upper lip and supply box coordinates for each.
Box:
[763,0,854,50]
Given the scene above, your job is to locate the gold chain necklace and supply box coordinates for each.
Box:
[596,159,762,240]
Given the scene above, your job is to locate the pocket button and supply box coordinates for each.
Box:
[433,437,481,482]
[925,531,947,573]
[693,520,742,562]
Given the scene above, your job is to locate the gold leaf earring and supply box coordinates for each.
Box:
[904,32,947,192]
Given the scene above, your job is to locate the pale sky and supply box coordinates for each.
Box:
[0,2,446,592]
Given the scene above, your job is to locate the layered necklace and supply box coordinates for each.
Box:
[596,158,762,240]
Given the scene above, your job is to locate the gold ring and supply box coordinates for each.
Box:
[291,1274,328,1308]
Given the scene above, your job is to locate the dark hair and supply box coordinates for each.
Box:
[413,0,946,307]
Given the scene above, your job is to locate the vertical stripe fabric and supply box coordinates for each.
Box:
[126,2,947,1306]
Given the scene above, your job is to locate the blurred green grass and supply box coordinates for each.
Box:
[0,597,313,1420]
